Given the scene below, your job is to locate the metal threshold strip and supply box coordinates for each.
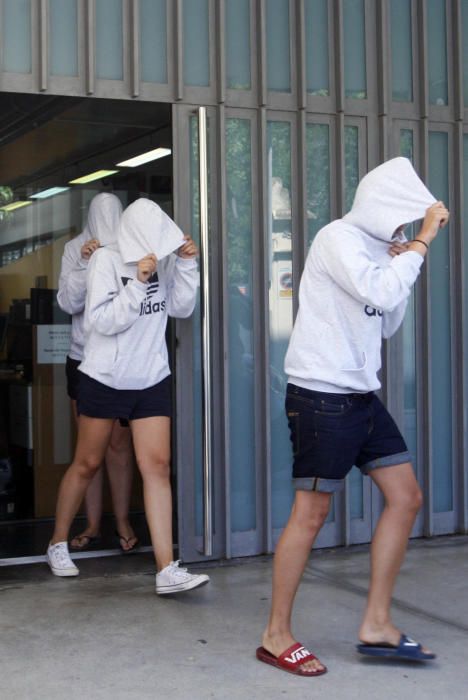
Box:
[0,546,154,567]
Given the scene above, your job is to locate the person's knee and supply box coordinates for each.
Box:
[74,456,102,479]
[408,485,423,513]
[390,484,423,514]
[293,493,331,532]
[138,455,170,480]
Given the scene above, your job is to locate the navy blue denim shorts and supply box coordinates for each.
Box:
[77,372,172,421]
[286,383,410,493]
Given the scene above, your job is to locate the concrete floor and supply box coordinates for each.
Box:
[1,536,467,700]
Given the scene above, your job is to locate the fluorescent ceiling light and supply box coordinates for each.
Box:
[30,186,70,200]
[0,201,33,212]
[116,148,171,168]
[69,169,119,185]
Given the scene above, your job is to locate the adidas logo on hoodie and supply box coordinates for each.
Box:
[121,273,167,316]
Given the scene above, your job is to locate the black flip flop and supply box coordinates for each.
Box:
[115,530,139,553]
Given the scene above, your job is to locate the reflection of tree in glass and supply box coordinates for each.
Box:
[0,186,13,221]
[226,119,252,288]
[400,130,414,162]
[268,122,291,194]
[307,124,330,246]
[345,125,359,213]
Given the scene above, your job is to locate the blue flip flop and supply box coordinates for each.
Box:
[357,634,436,661]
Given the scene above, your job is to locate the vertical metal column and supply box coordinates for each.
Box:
[198,106,213,556]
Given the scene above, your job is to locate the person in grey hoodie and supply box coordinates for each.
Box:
[257,158,449,676]
[57,192,138,553]
[48,198,209,595]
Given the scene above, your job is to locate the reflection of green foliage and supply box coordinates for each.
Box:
[190,116,213,248]
[0,186,13,221]
[0,186,13,204]
[309,89,329,97]
[345,90,367,99]
[226,119,252,286]
[307,124,330,245]
[229,81,251,90]
[345,125,359,212]
[190,117,200,244]
[400,130,414,161]
[268,122,291,192]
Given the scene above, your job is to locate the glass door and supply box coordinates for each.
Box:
[172,104,223,562]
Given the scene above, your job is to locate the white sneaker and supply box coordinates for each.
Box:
[47,541,79,577]
[155,560,209,595]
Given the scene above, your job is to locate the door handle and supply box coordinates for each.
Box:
[198,107,213,556]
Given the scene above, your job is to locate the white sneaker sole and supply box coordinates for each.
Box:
[47,559,79,577]
[156,575,210,595]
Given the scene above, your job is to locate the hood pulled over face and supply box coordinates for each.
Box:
[342,157,436,242]
[118,198,185,264]
[86,192,123,246]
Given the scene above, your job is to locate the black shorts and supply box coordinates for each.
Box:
[286,383,410,493]
[65,356,81,401]
[77,372,172,421]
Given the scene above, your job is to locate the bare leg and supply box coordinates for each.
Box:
[51,416,115,544]
[359,462,430,650]
[69,400,105,546]
[130,416,173,571]
[262,490,331,673]
[105,421,137,550]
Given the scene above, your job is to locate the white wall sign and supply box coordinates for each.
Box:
[36,325,71,364]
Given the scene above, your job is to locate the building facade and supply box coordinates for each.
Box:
[0,0,467,563]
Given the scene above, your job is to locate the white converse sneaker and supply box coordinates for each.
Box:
[155,560,209,595]
[47,541,79,577]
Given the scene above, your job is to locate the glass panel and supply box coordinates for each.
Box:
[390,0,413,102]
[267,121,294,528]
[428,131,453,512]
[2,0,32,73]
[427,0,448,106]
[266,0,291,93]
[464,137,468,434]
[96,0,124,80]
[305,0,329,96]
[226,0,251,90]
[344,122,364,517]
[306,123,330,247]
[344,125,359,213]
[183,0,210,87]
[343,0,367,99]
[189,117,203,535]
[50,0,78,77]
[226,119,256,531]
[140,0,167,84]
[462,1,468,106]
[399,130,418,466]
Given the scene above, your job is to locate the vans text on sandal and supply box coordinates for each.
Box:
[256,643,327,677]
[357,634,436,661]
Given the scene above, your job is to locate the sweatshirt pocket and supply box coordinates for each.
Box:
[341,350,367,372]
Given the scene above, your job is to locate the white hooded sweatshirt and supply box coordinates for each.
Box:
[57,193,123,360]
[79,198,198,390]
[285,157,437,393]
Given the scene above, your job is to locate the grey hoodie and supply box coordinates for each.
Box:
[285,157,437,393]
[57,193,123,360]
[79,198,198,390]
